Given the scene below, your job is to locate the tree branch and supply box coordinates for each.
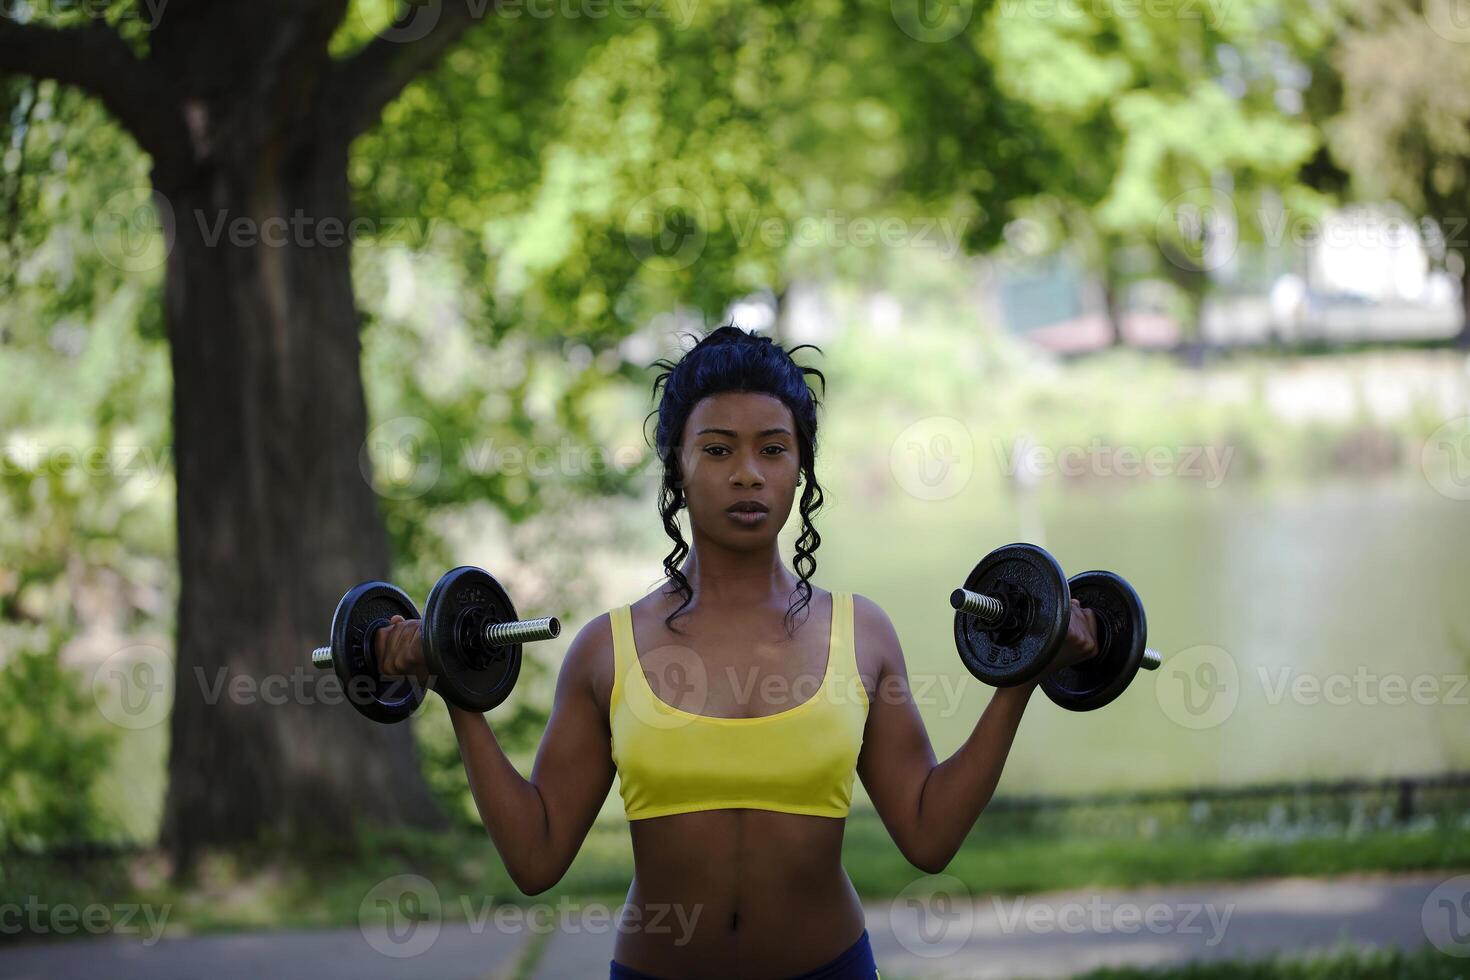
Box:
[0,16,182,160]
[327,1,496,140]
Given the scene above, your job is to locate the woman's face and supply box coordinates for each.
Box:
[678,392,801,547]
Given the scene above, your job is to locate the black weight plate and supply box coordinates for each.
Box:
[423,566,522,713]
[953,543,1070,687]
[329,581,425,724]
[1042,570,1147,712]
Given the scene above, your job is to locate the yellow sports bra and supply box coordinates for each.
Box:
[608,591,869,821]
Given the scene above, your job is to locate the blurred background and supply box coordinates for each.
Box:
[2,0,1469,977]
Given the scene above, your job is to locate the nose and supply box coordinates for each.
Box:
[731,449,764,488]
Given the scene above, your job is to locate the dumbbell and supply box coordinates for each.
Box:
[310,566,561,723]
[950,543,1162,711]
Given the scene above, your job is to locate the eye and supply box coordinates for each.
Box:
[763,445,787,455]
[704,445,729,456]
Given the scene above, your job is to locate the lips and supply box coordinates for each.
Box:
[727,501,769,513]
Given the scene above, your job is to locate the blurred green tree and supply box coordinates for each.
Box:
[979,0,1335,354]
[1326,0,1470,348]
[0,0,1048,871]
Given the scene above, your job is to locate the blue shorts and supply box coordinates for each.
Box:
[609,927,880,979]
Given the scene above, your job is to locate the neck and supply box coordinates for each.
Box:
[673,535,800,611]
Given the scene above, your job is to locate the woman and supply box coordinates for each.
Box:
[375,325,1099,979]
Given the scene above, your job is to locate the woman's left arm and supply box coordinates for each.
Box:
[853,593,1096,873]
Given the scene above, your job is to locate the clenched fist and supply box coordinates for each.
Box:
[1044,598,1099,675]
[374,614,430,686]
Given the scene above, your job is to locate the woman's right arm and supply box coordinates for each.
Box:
[379,613,617,895]
[449,613,616,894]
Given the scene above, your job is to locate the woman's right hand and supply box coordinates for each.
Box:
[374,614,430,686]
[1029,598,1099,687]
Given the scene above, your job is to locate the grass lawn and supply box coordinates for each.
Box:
[1068,943,1467,979]
[5,811,1469,939]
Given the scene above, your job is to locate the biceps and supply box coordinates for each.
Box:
[857,670,937,810]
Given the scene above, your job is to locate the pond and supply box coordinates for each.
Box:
[803,472,1470,797]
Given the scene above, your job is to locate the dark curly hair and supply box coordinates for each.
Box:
[643,323,828,638]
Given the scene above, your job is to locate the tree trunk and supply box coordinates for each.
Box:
[772,284,789,345]
[1457,258,1470,350]
[1101,272,1124,348]
[1,0,495,878]
[157,120,445,873]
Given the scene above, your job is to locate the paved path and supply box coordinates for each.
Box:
[3,872,1463,980]
[854,872,1460,979]
[0,923,525,980]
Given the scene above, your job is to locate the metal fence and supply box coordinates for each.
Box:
[846,769,1470,840]
[11,772,1470,858]
[953,772,1470,839]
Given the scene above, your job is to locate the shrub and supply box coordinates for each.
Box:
[0,636,119,850]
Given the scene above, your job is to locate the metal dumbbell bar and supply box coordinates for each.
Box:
[950,543,1162,711]
[950,587,1163,671]
[311,565,560,724]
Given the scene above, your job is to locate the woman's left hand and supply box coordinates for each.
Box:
[1045,598,1100,675]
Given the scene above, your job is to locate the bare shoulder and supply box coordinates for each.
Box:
[851,592,898,640]
[556,611,616,712]
[850,592,901,683]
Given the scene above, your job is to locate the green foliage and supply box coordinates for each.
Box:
[1073,944,1466,979]
[4,818,1467,937]
[980,0,1346,334]
[0,79,172,849]
[4,0,1463,858]
[840,815,1470,898]
[0,639,119,849]
[413,696,551,827]
[0,79,176,621]
[1327,0,1470,279]
[344,0,1050,341]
